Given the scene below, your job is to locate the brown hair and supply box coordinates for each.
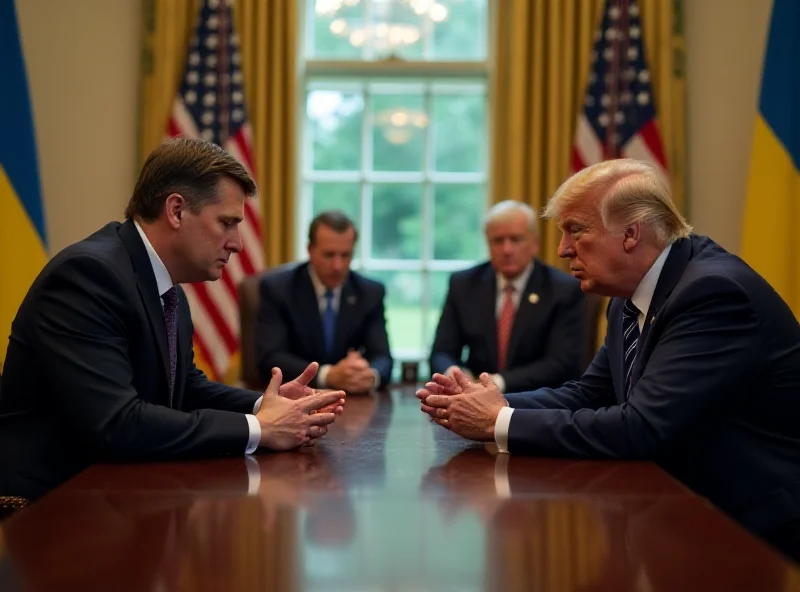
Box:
[308,210,359,245]
[125,137,257,221]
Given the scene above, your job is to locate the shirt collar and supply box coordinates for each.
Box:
[631,243,672,317]
[308,265,343,300]
[497,261,534,294]
[134,220,174,297]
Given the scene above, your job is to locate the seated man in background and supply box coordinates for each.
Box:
[256,211,392,392]
[419,159,800,562]
[0,138,345,501]
[430,200,586,393]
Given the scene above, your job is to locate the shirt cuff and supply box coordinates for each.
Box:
[253,396,262,413]
[370,367,381,389]
[494,405,514,454]
[244,414,261,455]
[494,452,511,497]
[491,373,506,393]
[244,454,261,495]
[318,364,332,387]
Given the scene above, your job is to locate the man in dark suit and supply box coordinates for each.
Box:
[430,200,586,393]
[0,138,345,500]
[418,158,800,561]
[256,211,392,393]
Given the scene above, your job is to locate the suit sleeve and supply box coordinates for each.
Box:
[180,292,261,413]
[500,281,586,392]
[429,276,463,375]
[363,284,393,387]
[33,255,250,460]
[255,278,317,385]
[507,276,761,459]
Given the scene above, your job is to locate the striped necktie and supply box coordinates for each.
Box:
[622,299,640,398]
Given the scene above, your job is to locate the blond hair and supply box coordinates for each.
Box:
[484,200,538,235]
[543,159,692,246]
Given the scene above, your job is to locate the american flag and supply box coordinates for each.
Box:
[572,0,667,173]
[168,0,264,381]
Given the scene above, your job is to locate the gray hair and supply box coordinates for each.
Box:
[543,159,692,247]
[484,200,538,235]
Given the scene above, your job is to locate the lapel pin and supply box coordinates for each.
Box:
[528,293,539,304]
[347,295,357,305]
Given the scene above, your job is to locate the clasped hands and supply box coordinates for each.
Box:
[256,361,346,451]
[416,368,507,442]
[326,349,377,393]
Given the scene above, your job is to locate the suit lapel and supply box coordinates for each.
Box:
[478,267,499,368]
[296,265,327,359]
[507,263,547,365]
[632,237,693,385]
[118,220,171,401]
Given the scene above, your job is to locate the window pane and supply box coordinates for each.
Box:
[307,0,488,62]
[433,184,485,260]
[372,183,423,259]
[372,93,425,171]
[425,270,455,346]
[432,91,485,172]
[311,182,361,223]
[363,270,423,353]
[431,0,487,60]
[308,0,363,59]
[307,89,363,171]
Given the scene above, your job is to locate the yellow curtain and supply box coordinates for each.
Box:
[491,0,686,351]
[491,0,687,268]
[138,0,297,268]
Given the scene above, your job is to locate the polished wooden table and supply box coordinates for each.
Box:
[1,386,799,591]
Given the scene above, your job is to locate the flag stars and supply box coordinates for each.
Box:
[584,95,595,107]
[204,73,217,87]
[189,52,201,66]
[185,90,197,105]
[601,94,611,107]
[604,47,614,61]
[203,92,216,107]
[186,70,200,85]
[630,26,641,39]
[232,71,243,84]
[605,27,617,41]
[637,91,650,105]
[638,69,650,83]
[615,111,625,124]
[206,54,218,68]
[232,53,241,65]
[598,112,610,127]
[201,128,215,141]
[205,34,219,50]
[609,6,621,19]
[232,90,244,104]
[627,46,639,60]
[206,15,219,30]
[232,109,244,122]
[629,4,639,16]
[201,111,215,125]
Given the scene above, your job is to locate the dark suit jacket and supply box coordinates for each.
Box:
[504,235,800,535]
[430,260,586,392]
[255,262,393,387]
[0,220,261,500]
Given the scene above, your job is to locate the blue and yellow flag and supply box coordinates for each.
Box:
[0,0,48,364]
[741,0,800,318]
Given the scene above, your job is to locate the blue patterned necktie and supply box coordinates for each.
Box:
[162,287,179,396]
[322,289,336,355]
[622,299,640,398]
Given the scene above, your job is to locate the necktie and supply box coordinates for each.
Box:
[622,299,640,398]
[322,289,336,355]
[162,287,179,396]
[497,285,515,371]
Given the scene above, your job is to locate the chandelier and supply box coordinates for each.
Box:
[315,0,449,54]
[374,107,429,144]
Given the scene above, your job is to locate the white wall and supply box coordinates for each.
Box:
[685,0,773,253]
[15,0,141,254]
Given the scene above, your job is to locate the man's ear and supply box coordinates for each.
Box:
[622,221,641,252]
[165,193,185,229]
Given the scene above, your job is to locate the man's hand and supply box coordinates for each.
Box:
[279,361,319,400]
[326,350,376,393]
[418,368,506,441]
[257,368,345,450]
[444,365,474,382]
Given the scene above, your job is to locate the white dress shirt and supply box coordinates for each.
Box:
[490,262,534,393]
[133,221,262,455]
[493,244,673,453]
[308,266,380,389]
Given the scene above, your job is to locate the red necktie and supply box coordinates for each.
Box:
[497,285,515,371]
